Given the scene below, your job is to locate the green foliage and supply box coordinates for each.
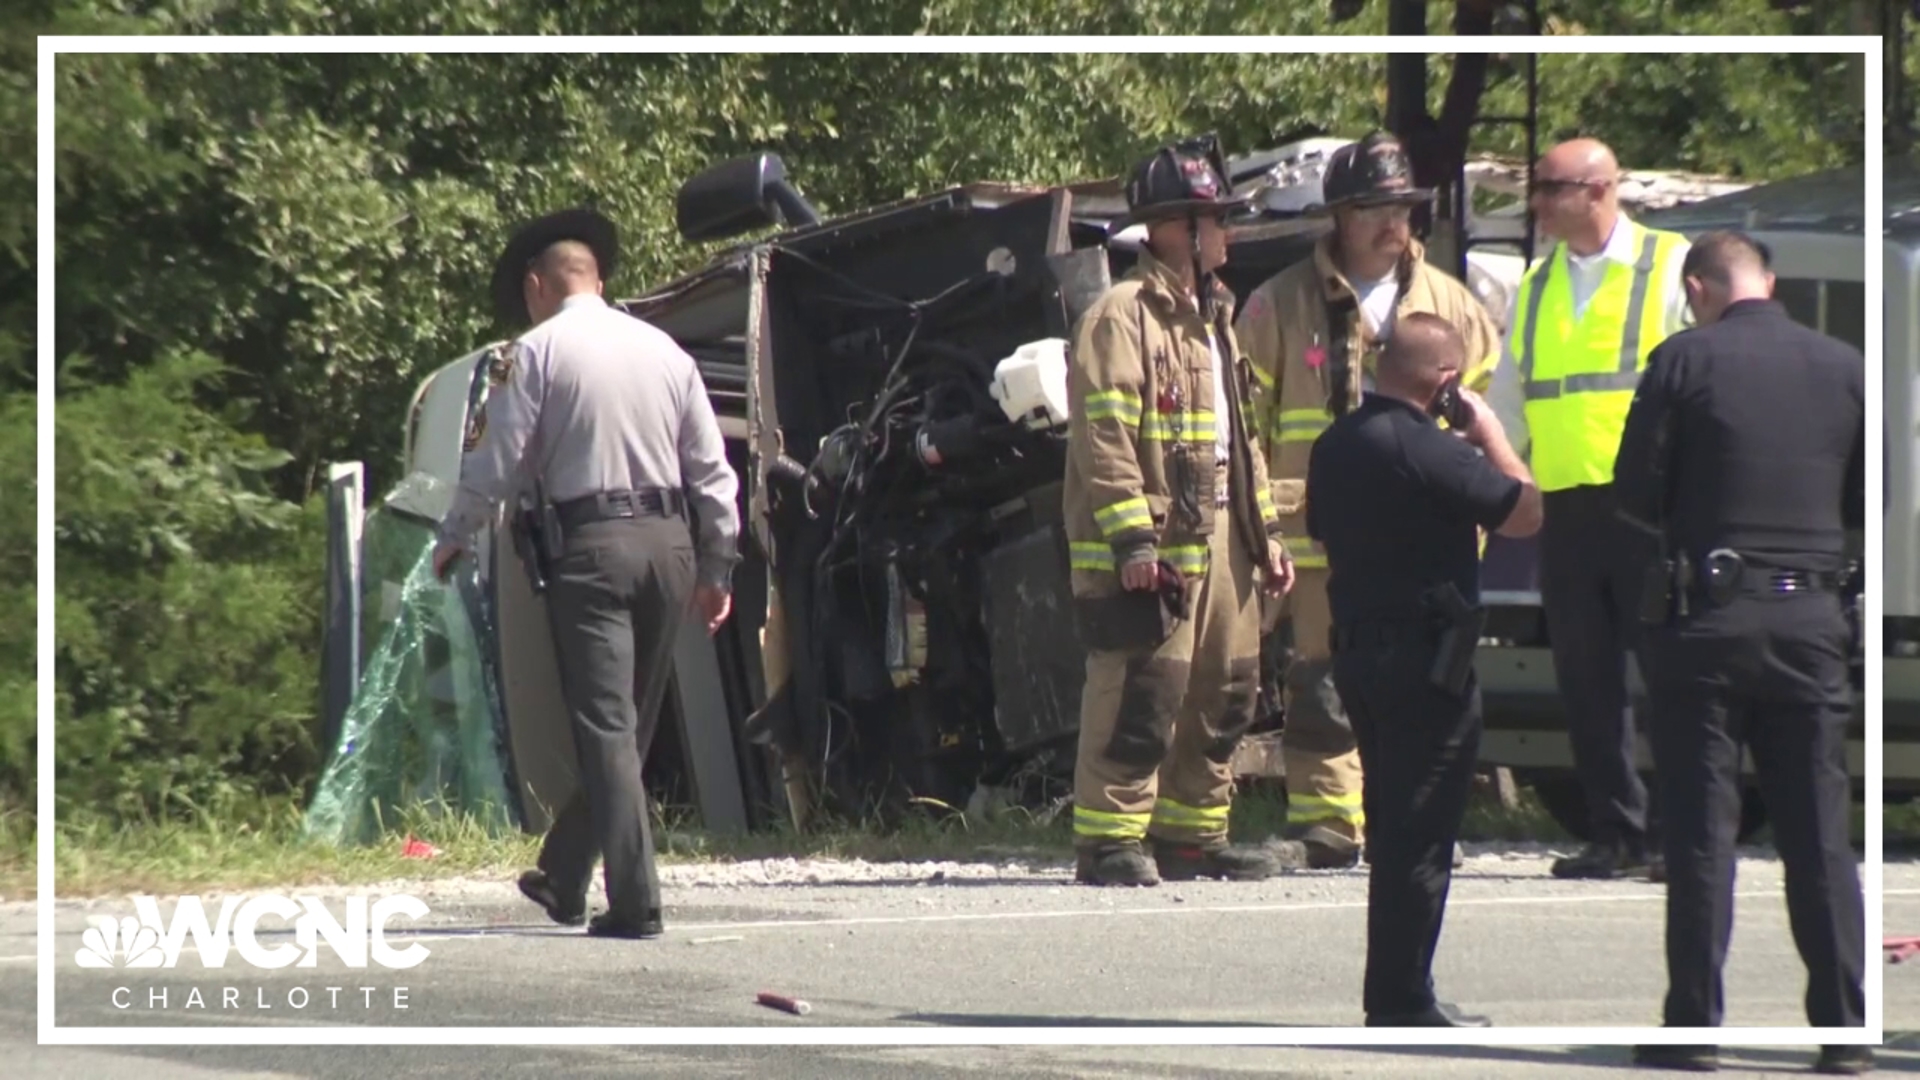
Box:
[53,351,325,822]
[0,389,33,807]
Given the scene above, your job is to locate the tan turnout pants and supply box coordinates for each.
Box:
[1270,566,1366,846]
[1072,506,1262,847]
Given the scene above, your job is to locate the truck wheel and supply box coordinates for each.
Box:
[1528,773,1769,846]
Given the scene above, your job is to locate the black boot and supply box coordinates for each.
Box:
[1299,825,1362,870]
[1150,837,1279,881]
[1365,1001,1491,1027]
[1075,840,1161,886]
[586,909,663,939]
[1551,840,1650,880]
[1814,1045,1875,1075]
[1629,1044,1719,1071]
[516,869,586,927]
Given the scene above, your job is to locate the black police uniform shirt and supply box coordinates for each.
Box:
[1614,298,1865,572]
[1306,394,1524,626]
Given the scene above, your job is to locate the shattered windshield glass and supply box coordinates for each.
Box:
[303,472,518,846]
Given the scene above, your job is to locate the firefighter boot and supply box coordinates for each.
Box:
[1299,824,1363,870]
[1075,840,1161,887]
[1151,837,1280,882]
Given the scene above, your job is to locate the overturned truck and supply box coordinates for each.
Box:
[315,142,1884,846]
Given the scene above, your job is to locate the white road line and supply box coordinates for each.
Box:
[369,886,1920,942]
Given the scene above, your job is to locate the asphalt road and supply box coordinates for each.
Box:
[5,845,1918,1078]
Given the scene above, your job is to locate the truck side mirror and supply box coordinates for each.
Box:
[674,153,823,243]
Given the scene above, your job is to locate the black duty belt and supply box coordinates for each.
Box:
[554,488,685,529]
[1751,569,1844,593]
[1695,548,1846,604]
[1328,617,1433,654]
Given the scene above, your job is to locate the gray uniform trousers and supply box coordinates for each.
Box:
[535,513,697,923]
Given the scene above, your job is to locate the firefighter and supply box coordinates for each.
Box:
[1063,133,1296,887]
[1234,131,1504,869]
[1488,137,1693,881]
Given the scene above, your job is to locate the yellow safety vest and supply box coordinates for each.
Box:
[1512,222,1687,492]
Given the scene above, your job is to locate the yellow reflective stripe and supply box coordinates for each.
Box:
[1255,485,1277,518]
[1250,363,1276,390]
[1466,352,1499,394]
[1162,543,1209,575]
[1093,497,1153,537]
[1150,798,1230,829]
[1290,552,1328,569]
[1068,541,1114,570]
[1139,410,1218,442]
[1073,806,1150,839]
[1274,407,1328,444]
[1083,389,1143,424]
[1068,542,1207,574]
[1287,792,1365,824]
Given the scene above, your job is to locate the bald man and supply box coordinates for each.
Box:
[1487,138,1691,882]
[435,207,741,940]
[1306,312,1541,1027]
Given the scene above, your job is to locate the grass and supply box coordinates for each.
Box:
[8,780,1913,901]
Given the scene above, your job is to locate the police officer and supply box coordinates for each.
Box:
[1615,232,1868,1075]
[1236,131,1506,869]
[431,207,741,939]
[1489,137,1692,881]
[1306,312,1542,1026]
[1063,134,1295,887]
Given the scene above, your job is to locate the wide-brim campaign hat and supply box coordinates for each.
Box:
[490,206,621,327]
[1307,131,1434,217]
[1114,133,1254,230]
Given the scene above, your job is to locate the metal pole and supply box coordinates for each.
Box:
[321,462,365,756]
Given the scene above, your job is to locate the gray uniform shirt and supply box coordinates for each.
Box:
[438,292,742,588]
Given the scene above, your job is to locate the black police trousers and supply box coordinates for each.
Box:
[1641,588,1864,1029]
[536,514,697,924]
[1539,484,1652,848]
[1331,629,1483,1018]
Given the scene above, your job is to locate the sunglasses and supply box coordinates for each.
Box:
[1529,177,1611,197]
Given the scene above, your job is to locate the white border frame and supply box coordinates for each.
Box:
[37,33,1886,1048]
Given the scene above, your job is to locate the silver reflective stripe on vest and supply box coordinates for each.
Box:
[1519,230,1661,402]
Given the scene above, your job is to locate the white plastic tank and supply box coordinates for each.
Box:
[991,338,1072,430]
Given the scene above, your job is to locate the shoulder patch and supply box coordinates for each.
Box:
[486,343,517,386]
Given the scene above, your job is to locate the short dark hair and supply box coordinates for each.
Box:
[1380,311,1466,377]
[1681,229,1772,286]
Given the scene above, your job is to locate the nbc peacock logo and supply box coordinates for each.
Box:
[75,915,166,969]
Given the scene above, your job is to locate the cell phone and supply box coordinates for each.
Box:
[1430,374,1474,430]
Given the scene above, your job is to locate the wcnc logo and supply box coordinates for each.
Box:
[74,894,432,971]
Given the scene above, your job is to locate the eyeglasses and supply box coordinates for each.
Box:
[1529,176,1613,197]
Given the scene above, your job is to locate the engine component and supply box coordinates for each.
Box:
[990,338,1071,431]
[883,556,928,689]
[914,415,985,468]
[813,428,859,485]
[766,453,808,486]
